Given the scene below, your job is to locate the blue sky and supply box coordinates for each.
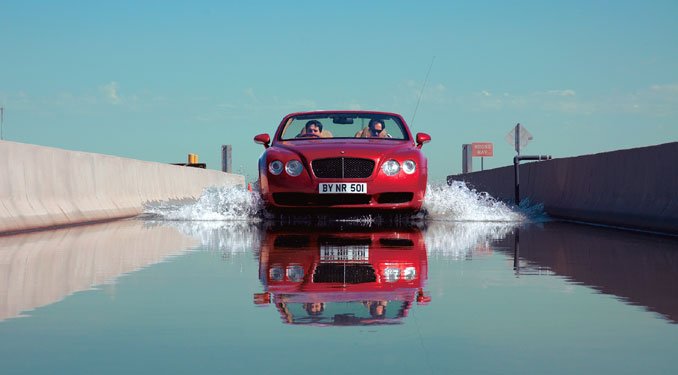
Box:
[1,0,677,181]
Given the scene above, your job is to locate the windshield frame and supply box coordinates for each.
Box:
[274,111,412,143]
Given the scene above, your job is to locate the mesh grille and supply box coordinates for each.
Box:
[312,158,375,178]
[313,264,377,284]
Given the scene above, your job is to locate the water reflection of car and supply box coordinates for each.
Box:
[253,111,431,213]
[254,227,430,326]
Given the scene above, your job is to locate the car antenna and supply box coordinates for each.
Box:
[410,56,435,127]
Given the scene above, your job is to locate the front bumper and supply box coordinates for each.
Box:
[260,174,426,211]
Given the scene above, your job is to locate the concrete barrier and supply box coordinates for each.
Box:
[448,142,678,234]
[0,140,245,235]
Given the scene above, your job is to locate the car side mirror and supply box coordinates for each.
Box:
[416,132,431,149]
[254,133,270,149]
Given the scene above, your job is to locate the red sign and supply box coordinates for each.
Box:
[472,142,494,157]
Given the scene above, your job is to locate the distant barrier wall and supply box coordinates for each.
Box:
[448,142,678,234]
[0,140,245,234]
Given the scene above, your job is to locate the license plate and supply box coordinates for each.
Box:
[318,182,367,194]
[320,245,369,262]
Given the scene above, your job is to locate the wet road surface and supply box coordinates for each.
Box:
[1,219,677,374]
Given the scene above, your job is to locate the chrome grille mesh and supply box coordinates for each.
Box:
[312,158,375,178]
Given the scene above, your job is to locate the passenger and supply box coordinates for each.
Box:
[355,119,390,138]
[364,300,388,318]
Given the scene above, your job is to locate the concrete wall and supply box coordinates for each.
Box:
[448,142,678,234]
[0,140,245,234]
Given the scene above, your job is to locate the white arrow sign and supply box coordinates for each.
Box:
[505,123,533,154]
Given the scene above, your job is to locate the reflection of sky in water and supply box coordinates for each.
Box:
[0,219,677,374]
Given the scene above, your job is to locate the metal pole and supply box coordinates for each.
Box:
[1,107,4,141]
[514,156,520,204]
[481,157,484,171]
[513,155,552,205]
[515,123,520,155]
[513,228,520,276]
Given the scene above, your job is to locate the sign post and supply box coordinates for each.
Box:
[504,123,551,204]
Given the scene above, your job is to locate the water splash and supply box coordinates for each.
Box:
[423,181,525,222]
[516,198,549,222]
[142,180,541,224]
[143,185,263,221]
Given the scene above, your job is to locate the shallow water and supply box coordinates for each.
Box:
[142,182,534,223]
[1,217,677,374]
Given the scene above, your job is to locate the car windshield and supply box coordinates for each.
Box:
[280,300,407,325]
[280,113,408,141]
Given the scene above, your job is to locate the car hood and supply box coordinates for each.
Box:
[274,139,414,160]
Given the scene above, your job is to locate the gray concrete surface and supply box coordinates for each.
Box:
[448,142,678,234]
[0,140,245,234]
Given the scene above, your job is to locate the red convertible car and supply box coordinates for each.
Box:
[254,111,431,212]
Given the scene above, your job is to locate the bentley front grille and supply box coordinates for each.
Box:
[312,158,375,178]
[313,264,377,284]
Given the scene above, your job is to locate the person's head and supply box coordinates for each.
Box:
[368,119,385,137]
[305,120,323,136]
[304,302,324,316]
[369,302,387,318]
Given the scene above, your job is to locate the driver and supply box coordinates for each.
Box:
[297,120,323,138]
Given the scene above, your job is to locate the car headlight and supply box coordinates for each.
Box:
[269,266,284,282]
[286,265,304,282]
[382,160,400,176]
[268,160,283,175]
[383,267,400,282]
[403,267,416,280]
[402,160,416,174]
[285,160,303,177]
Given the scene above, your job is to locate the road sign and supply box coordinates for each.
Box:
[505,123,533,154]
[472,142,494,157]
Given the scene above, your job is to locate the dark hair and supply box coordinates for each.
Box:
[304,302,324,316]
[305,120,323,132]
[369,303,386,318]
[368,119,385,131]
